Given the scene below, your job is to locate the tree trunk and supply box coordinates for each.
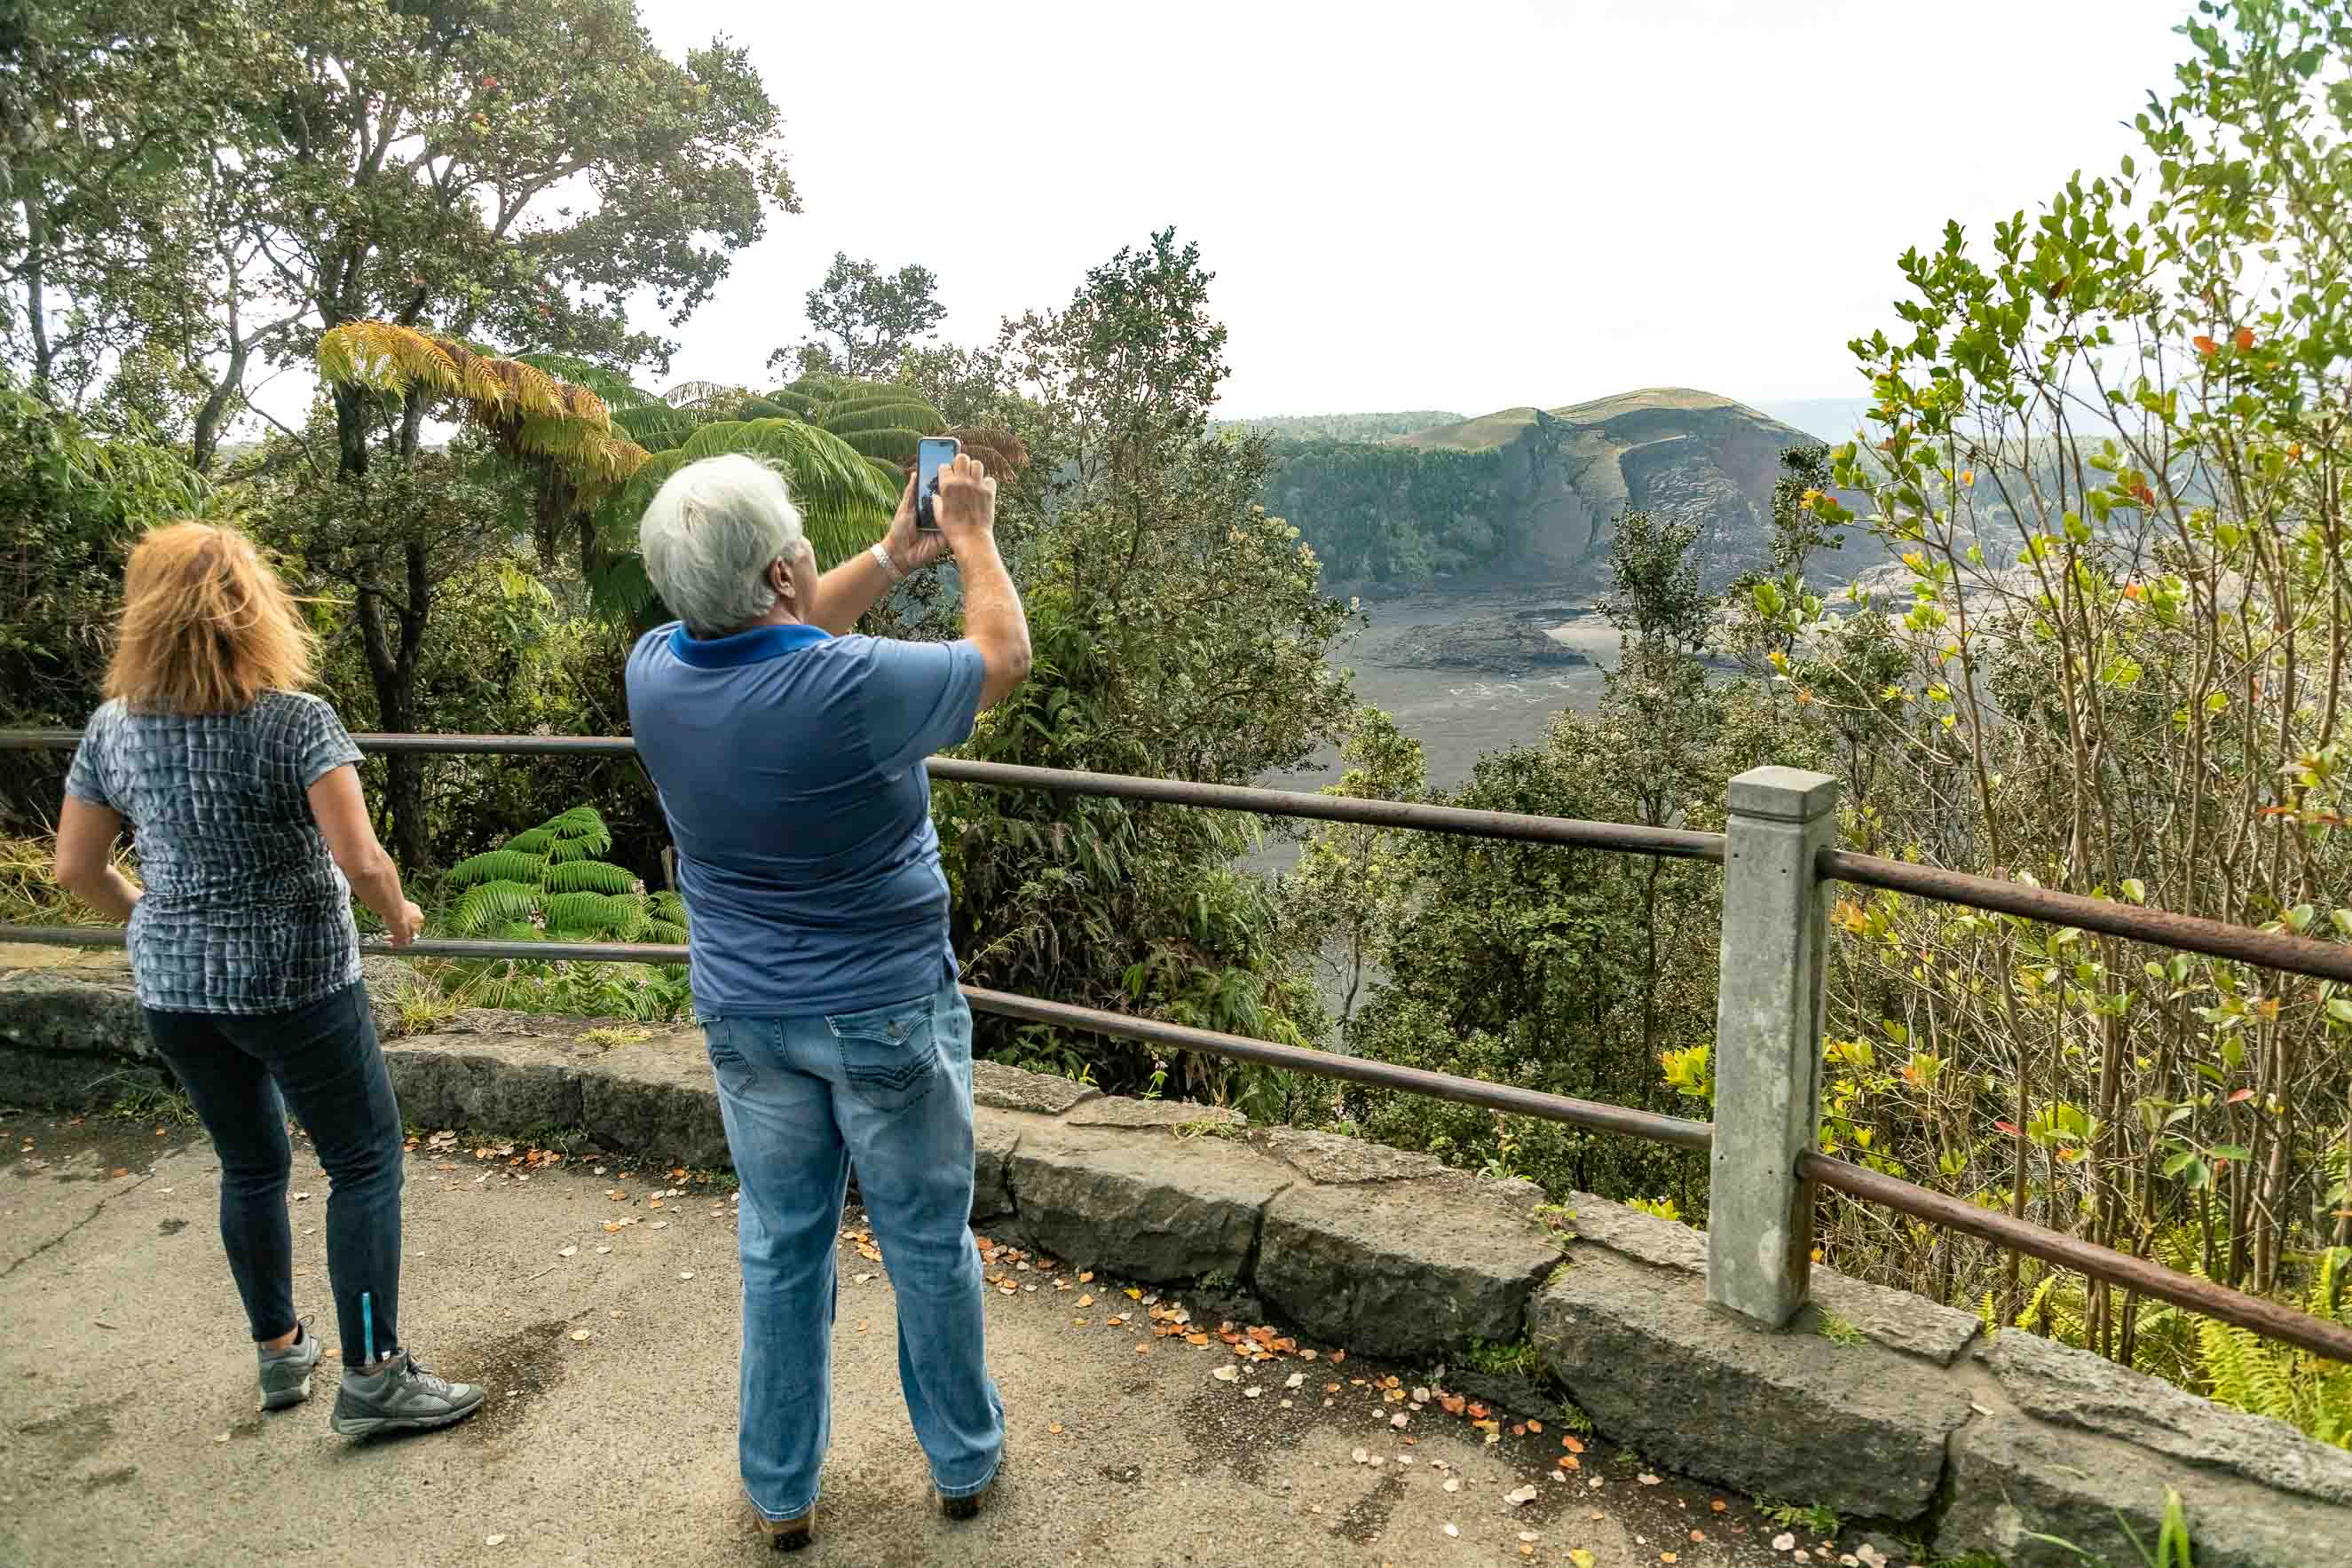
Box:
[351,542,434,871]
[21,199,53,397]
[333,384,373,479]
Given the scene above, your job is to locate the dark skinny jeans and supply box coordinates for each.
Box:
[140,981,406,1367]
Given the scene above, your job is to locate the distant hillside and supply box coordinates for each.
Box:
[1214,411,1464,443]
[1262,389,1859,592]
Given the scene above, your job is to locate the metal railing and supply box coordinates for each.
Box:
[4,728,2349,1365]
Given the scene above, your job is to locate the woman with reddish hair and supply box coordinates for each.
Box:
[52,520,481,1438]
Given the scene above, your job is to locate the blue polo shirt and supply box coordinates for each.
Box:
[625,620,986,1017]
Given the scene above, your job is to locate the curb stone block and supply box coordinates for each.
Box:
[1065,1097,1243,1131]
[0,972,150,1064]
[972,1110,1033,1223]
[381,1037,586,1136]
[999,1123,1288,1282]
[1531,1245,1969,1521]
[1937,1407,2352,1568]
[1256,1179,1560,1358]
[1560,1192,1981,1365]
[1981,1328,2352,1504]
[972,1060,1098,1115]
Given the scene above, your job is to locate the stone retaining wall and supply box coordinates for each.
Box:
[4,953,2347,1565]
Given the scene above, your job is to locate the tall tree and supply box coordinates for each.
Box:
[10,0,799,472]
[772,252,945,380]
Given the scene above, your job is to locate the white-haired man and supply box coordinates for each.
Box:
[625,452,1030,1551]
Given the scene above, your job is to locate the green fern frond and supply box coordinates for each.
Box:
[819,401,944,437]
[643,919,689,945]
[505,828,556,855]
[543,892,645,941]
[544,859,636,894]
[832,427,924,466]
[650,890,687,926]
[611,404,706,453]
[452,880,541,936]
[2313,1248,2351,1323]
[445,849,546,887]
[511,355,658,411]
[540,807,611,852]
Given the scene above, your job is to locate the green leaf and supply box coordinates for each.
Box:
[2122,878,2147,904]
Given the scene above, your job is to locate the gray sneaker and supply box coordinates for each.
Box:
[329,1352,485,1438]
[257,1319,322,1412]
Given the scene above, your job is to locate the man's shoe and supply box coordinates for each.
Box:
[329,1351,485,1438]
[257,1319,322,1412]
[937,1476,996,1521]
[754,1503,814,1553]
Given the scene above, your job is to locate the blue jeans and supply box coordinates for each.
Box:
[703,980,1003,1520]
[140,981,406,1367]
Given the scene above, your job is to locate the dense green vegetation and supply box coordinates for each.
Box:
[1212,412,1460,443]
[1259,439,1518,586]
[5,0,2352,1448]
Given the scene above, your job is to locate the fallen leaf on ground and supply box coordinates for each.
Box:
[1690,1530,1705,1542]
[1710,1499,1727,1513]
[1443,1524,1458,1538]
[570,1330,591,1343]
[1527,1419,1543,1433]
[1213,1365,1240,1383]
[679,1270,695,1280]
[1663,1555,1679,1564]
[1562,1434,1585,1454]
[1638,1472,1661,1485]
[1773,1533,1797,1551]
[1284,1372,1304,1389]
[1505,1485,1538,1506]
[1077,1294,1093,1307]
[596,1246,611,1255]
[556,1245,577,1257]
[212,1431,229,1444]
[1352,1448,1370,1465]
[1389,1412,1408,1428]
[1442,1478,1460,1493]
[1570,1552,1596,1568]
[853,1273,872,1283]
[1244,1387,1265,1399]
[485,1534,507,1547]
[1048,1422,1064,1435]
[291,1192,311,1202]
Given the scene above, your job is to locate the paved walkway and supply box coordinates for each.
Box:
[2,1111,1827,1568]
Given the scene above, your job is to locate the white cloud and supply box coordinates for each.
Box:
[628,0,2186,418]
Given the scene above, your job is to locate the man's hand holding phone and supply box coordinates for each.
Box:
[931,454,998,558]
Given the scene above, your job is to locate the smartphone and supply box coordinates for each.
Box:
[915,436,961,532]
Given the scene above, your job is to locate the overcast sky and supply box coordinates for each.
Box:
[636,0,2187,421]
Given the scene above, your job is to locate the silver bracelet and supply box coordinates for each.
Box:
[867,541,904,584]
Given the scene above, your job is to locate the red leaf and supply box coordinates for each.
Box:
[2233,327,2255,351]
[2227,1088,2254,1104]
[1995,1120,2021,1136]
[2193,335,2219,356]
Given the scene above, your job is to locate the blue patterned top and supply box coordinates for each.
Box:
[66,693,367,1014]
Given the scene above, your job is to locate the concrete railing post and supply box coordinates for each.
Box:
[1706,764,1840,1328]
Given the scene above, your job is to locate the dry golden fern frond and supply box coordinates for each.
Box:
[564,382,612,432]
[316,322,460,397]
